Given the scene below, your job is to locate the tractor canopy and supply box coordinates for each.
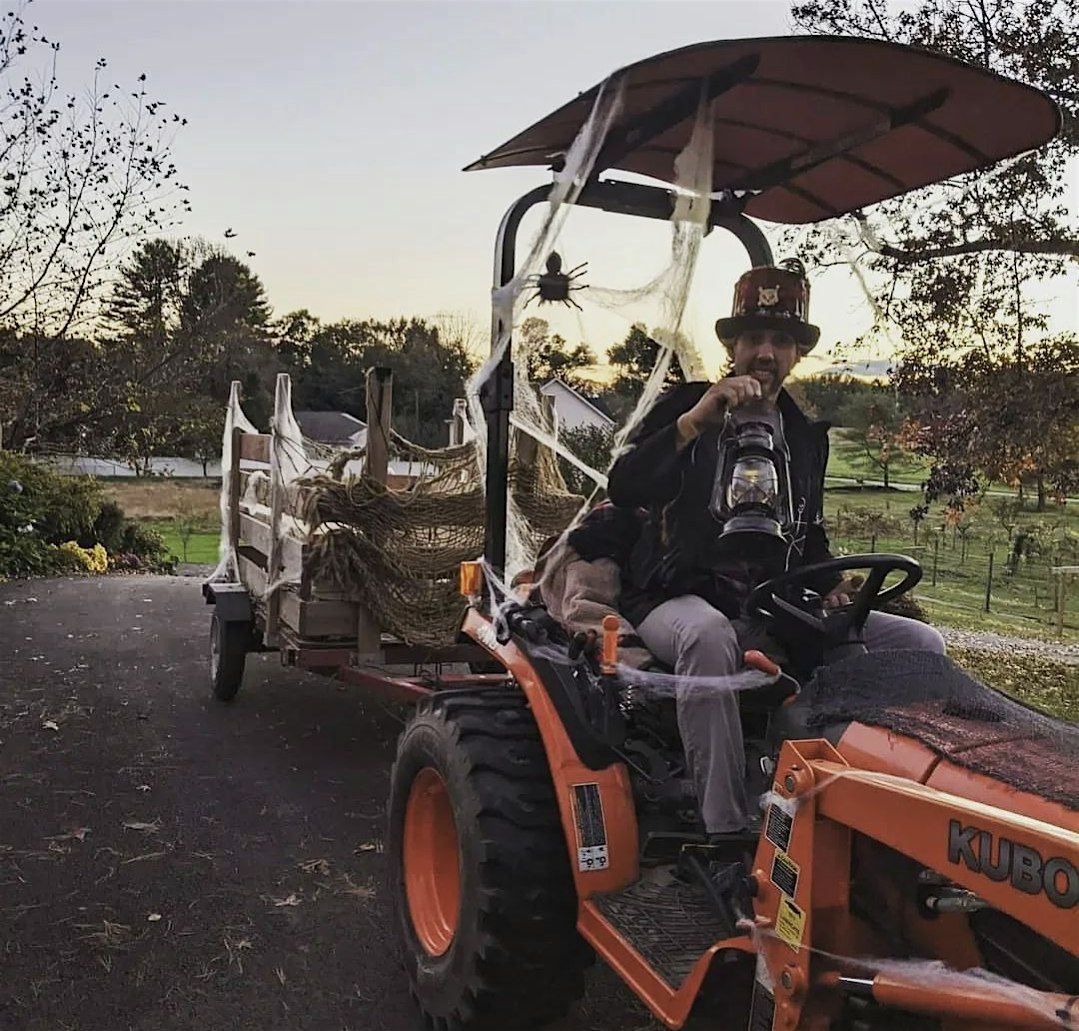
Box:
[466,35,1061,224]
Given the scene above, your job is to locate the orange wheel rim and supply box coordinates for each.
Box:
[403,766,461,956]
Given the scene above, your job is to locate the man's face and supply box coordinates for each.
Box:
[731,329,799,398]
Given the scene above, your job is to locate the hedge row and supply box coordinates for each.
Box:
[0,453,175,578]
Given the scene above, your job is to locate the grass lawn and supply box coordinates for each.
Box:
[147,518,220,565]
[822,486,1078,640]
[826,429,930,486]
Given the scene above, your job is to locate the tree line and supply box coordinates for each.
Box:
[0,0,1073,512]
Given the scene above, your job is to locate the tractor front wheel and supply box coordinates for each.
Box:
[388,689,587,1030]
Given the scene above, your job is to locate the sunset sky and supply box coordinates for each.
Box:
[37,0,1077,378]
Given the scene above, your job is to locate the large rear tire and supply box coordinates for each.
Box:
[388,689,587,1030]
[209,613,247,702]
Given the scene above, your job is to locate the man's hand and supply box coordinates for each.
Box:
[823,577,862,610]
[676,376,763,445]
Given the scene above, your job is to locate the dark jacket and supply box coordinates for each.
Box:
[607,383,836,627]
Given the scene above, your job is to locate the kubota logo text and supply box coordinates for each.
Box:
[947,820,1078,909]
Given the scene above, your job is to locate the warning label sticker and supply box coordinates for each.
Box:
[770,849,800,899]
[748,977,776,1031]
[571,783,609,872]
[775,896,806,950]
[765,803,793,853]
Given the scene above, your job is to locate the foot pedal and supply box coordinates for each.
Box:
[678,847,754,931]
[641,830,707,863]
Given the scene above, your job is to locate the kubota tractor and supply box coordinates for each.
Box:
[385,36,1078,1031]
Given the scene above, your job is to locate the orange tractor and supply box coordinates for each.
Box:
[384,37,1076,1031]
[205,33,1077,1031]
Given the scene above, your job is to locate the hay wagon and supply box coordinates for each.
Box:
[202,364,570,704]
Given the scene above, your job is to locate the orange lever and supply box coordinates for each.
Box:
[743,649,781,676]
[601,614,621,674]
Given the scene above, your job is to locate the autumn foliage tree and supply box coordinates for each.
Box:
[791,0,1077,508]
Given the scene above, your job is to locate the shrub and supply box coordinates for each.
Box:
[56,541,109,573]
[87,500,126,553]
[0,453,174,577]
[0,453,103,545]
[118,522,175,574]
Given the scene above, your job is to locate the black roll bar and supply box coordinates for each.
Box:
[480,177,774,576]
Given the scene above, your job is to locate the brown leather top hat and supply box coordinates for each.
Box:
[715,258,820,353]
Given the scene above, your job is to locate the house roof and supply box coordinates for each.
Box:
[540,378,615,428]
[294,410,367,444]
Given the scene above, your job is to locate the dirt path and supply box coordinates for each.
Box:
[0,575,649,1031]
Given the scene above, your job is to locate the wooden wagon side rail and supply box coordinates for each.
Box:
[223,368,395,654]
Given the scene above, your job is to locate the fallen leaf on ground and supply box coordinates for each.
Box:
[272,893,301,907]
[298,857,330,875]
[122,819,161,834]
[42,720,59,732]
[339,874,376,901]
[274,966,286,986]
[354,841,382,853]
[147,912,161,922]
[48,826,90,843]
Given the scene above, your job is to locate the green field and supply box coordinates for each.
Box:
[826,429,931,486]
[148,519,220,565]
[823,489,1077,640]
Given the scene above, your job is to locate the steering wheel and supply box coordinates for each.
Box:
[748,554,922,644]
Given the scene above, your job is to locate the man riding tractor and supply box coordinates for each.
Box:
[607,259,944,839]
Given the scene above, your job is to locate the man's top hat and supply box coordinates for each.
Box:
[714,258,820,353]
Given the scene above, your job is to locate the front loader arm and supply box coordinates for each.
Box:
[752,740,1078,1031]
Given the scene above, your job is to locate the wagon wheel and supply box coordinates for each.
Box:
[387,689,589,1030]
[209,613,248,702]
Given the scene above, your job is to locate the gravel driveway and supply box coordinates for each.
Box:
[0,575,649,1031]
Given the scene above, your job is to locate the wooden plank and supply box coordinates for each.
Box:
[237,553,268,597]
[279,590,358,639]
[265,379,287,646]
[227,426,243,569]
[238,512,306,573]
[238,433,271,463]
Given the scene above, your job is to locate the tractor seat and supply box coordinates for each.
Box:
[799,649,1079,813]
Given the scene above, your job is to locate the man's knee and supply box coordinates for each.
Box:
[909,621,946,654]
[866,612,946,654]
[670,604,740,676]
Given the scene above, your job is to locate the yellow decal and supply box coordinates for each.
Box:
[775,896,806,951]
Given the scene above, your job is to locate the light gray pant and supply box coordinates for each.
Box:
[636,596,946,833]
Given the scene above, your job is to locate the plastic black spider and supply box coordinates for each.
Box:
[523,252,588,310]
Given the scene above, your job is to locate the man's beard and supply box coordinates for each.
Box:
[749,363,779,387]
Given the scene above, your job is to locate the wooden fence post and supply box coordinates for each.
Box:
[1052,567,1077,638]
[356,367,393,658]
[932,536,939,587]
[984,552,994,613]
[365,366,393,486]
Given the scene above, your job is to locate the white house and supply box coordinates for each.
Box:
[538,379,615,435]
